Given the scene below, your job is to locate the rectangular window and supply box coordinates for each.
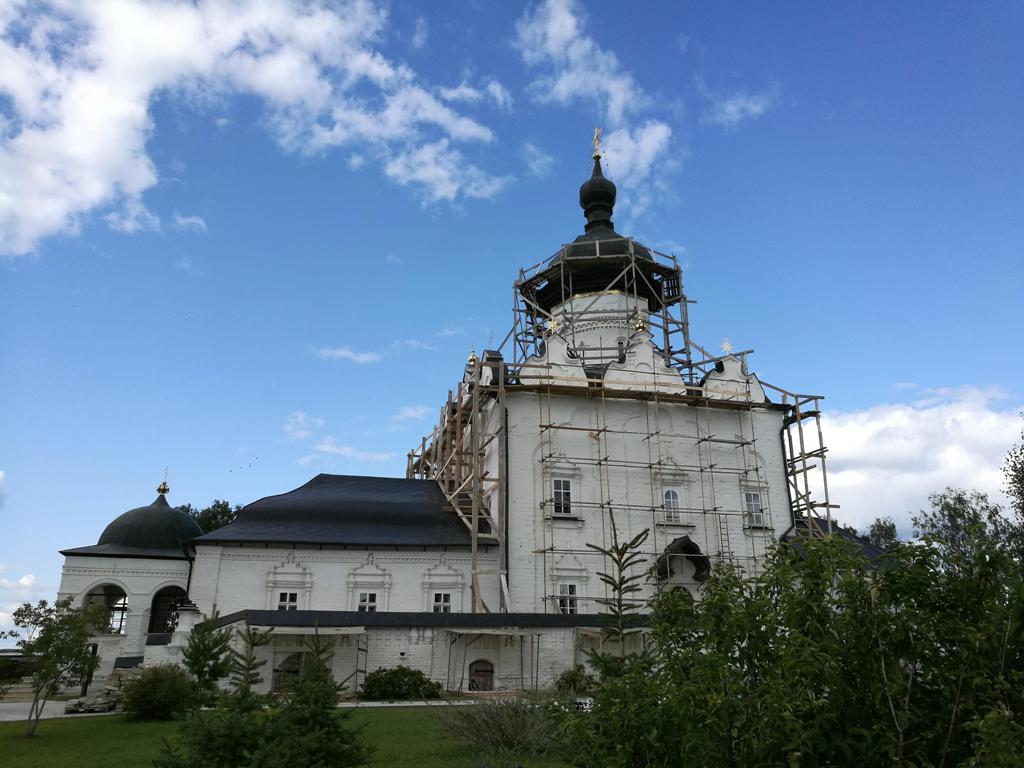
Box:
[432,592,452,613]
[744,491,765,526]
[558,583,578,615]
[277,592,298,611]
[553,479,572,516]
[664,489,681,524]
[357,592,377,613]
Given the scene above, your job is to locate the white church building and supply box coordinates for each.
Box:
[57,148,836,694]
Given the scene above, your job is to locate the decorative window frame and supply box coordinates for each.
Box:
[655,464,694,527]
[544,458,584,525]
[347,555,391,612]
[550,555,588,615]
[265,553,313,611]
[421,557,465,612]
[740,483,771,530]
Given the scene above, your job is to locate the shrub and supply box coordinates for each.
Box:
[359,665,443,700]
[554,664,596,697]
[438,697,557,758]
[123,664,196,720]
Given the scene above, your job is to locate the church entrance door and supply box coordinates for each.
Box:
[468,659,494,691]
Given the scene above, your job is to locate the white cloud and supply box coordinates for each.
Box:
[313,436,395,462]
[385,253,404,264]
[0,0,505,257]
[514,0,673,217]
[389,404,431,430]
[0,560,41,638]
[313,346,384,364]
[521,141,555,178]
[485,80,513,111]
[385,139,510,203]
[173,212,207,232]
[700,80,778,128]
[282,411,325,441]
[410,16,428,50]
[439,83,481,103]
[391,339,438,353]
[348,153,366,170]
[823,386,1021,535]
[173,254,204,275]
[439,79,512,111]
[601,121,674,216]
[515,0,646,125]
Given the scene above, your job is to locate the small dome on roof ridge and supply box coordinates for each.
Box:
[98,492,202,551]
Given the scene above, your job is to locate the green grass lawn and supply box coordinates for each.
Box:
[0,707,570,768]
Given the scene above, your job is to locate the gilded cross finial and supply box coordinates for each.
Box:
[721,337,733,355]
[592,126,602,159]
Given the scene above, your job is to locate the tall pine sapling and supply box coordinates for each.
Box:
[586,510,649,673]
[255,632,370,768]
[181,611,232,704]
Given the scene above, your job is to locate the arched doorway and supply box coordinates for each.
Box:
[468,659,494,692]
[273,652,306,692]
[148,586,187,633]
[84,585,128,634]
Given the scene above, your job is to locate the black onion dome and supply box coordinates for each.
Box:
[98,494,202,551]
[579,155,617,232]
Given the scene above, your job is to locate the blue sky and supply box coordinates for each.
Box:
[1,0,1022,629]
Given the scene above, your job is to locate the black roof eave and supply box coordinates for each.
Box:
[59,545,190,561]
[210,609,648,631]
[192,537,475,548]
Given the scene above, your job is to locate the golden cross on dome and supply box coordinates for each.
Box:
[592,126,602,159]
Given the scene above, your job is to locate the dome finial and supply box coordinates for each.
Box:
[592,126,602,160]
[157,467,169,496]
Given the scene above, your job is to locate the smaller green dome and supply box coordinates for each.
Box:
[98,494,202,551]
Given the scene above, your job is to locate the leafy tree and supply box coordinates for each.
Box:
[181,612,232,704]
[181,500,241,534]
[866,515,900,550]
[567,488,1024,768]
[10,598,107,737]
[255,633,369,768]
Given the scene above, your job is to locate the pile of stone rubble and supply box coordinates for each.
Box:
[64,667,143,714]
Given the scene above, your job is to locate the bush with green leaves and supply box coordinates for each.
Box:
[359,665,443,700]
[567,486,1024,768]
[122,664,196,720]
[554,665,596,698]
[438,696,558,760]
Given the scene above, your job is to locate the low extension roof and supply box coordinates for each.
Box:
[194,474,472,548]
[211,609,646,631]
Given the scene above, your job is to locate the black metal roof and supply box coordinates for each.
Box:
[212,609,646,631]
[194,474,472,547]
[61,493,201,560]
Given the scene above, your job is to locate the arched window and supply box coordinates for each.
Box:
[148,586,187,633]
[664,489,681,523]
[84,585,128,634]
[468,659,494,691]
